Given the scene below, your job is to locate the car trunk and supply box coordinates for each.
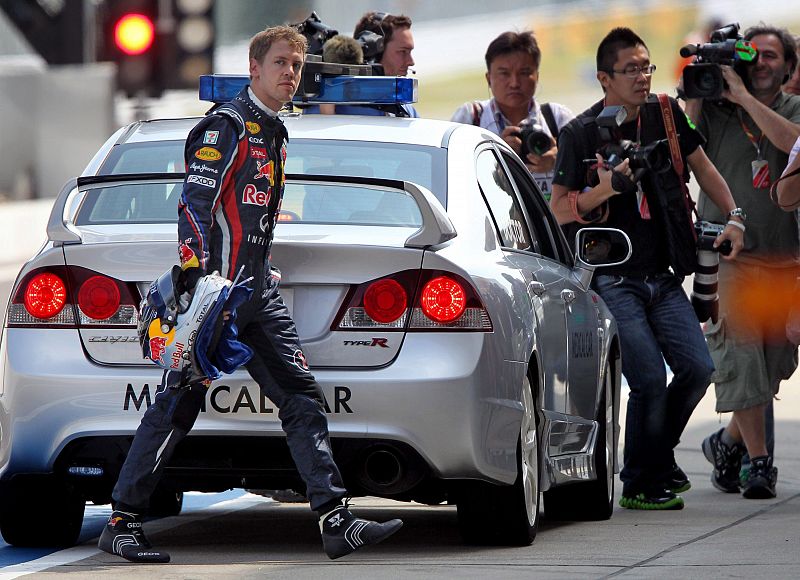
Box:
[66,224,425,368]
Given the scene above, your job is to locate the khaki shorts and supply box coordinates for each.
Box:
[705,261,799,413]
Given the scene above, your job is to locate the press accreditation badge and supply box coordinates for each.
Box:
[752,159,771,189]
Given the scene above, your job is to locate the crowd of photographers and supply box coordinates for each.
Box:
[294,12,800,510]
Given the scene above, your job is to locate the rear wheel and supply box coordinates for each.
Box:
[457,375,539,545]
[544,361,615,521]
[0,480,85,547]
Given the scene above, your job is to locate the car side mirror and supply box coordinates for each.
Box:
[575,227,632,267]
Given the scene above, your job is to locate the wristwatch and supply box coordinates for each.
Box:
[727,207,747,221]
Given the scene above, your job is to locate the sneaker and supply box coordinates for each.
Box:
[742,456,777,499]
[663,463,691,494]
[701,428,744,493]
[320,505,403,560]
[619,488,685,510]
[98,510,170,563]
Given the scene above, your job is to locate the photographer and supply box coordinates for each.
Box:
[450,31,574,200]
[684,25,800,500]
[551,28,743,511]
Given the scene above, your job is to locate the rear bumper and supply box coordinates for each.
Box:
[1,328,525,489]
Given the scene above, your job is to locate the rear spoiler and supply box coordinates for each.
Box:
[47,174,186,245]
[286,174,456,248]
[47,173,456,249]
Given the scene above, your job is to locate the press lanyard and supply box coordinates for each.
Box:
[737,108,766,159]
[737,108,772,188]
[491,99,534,132]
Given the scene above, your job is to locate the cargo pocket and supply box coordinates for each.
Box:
[703,318,736,384]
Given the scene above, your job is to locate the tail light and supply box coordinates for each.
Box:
[7,266,139,328]
[332,269,492,332]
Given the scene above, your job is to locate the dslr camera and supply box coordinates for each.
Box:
[589,105,672,193]
[515,123,553,158]
[680,22,759,99]
[691,221,733,323]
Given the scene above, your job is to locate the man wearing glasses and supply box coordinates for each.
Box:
[550,27,743,510]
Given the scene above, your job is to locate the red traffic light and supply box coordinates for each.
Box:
[114,13,155,55]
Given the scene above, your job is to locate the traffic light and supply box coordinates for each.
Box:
[161,0,215,90]
[98,0,162,97]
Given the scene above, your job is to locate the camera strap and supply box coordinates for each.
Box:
[657,93,698,221]
[769,165,800,208]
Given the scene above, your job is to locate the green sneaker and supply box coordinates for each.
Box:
[619,488,685,510]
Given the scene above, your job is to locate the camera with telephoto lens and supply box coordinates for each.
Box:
[587,105,672,193]
[691,220,733,323]
[515,124,553,158]
[680,22,759,99]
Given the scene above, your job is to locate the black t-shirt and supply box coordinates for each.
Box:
[553,96,704,276]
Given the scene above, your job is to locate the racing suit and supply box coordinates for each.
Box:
[113,86,347,513]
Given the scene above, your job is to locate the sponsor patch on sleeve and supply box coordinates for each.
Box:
[203,130,219,145]
[195,147,222,161]
[187,174,217,188]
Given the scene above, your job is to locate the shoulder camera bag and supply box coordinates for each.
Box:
[655,93,699,276]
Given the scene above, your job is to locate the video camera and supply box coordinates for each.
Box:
[691,221,733,323]
[290,12,382,98]
[589,105,672,193]
[292,12,384,65]
[680,22,759,99]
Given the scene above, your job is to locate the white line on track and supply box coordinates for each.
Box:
[0,492,270,579]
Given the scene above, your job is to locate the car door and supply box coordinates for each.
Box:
[497,149,602,423]
[474,147,567,415]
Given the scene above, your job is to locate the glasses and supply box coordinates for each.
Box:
[610,64,657,78]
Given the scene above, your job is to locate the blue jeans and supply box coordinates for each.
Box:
[594,273,714,495]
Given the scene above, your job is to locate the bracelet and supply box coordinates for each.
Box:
[726,219,746,232]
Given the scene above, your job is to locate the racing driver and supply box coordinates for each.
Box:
[98,25,403,563]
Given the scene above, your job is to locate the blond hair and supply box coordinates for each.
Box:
[249,25,307,64]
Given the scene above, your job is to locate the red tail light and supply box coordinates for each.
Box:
[24,273,68,319]
[8,266,139,328]
[364,279,407,323]
[420,276,466,323]
[78,275,121,320]
[332,269,492,332]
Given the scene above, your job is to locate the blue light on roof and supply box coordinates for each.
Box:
[199,74,417,105]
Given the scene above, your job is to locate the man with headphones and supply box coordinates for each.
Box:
[353,11,418,117]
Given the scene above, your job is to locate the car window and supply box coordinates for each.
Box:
[287,140,446,206]
[499,151,568,263]
[73,180,421,227]
[476,149,535,252]
[101,141,186,174]
[97,139,447,208]
[283,182,422,226]
[75,182,183,225]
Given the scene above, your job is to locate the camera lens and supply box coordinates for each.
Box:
[527,131,552,156]
[691,249,720,323]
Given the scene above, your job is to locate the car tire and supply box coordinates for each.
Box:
[457,375,539,546]
[543,361,615,521]
[149,486,184,517]
[0,481,85,547]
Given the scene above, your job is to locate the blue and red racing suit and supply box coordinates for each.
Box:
[112,86,346,513]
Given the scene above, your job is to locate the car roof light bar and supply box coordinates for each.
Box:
[199,74,417,105]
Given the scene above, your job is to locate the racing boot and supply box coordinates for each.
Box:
[98,510,170,563]
[319,504,403,560]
